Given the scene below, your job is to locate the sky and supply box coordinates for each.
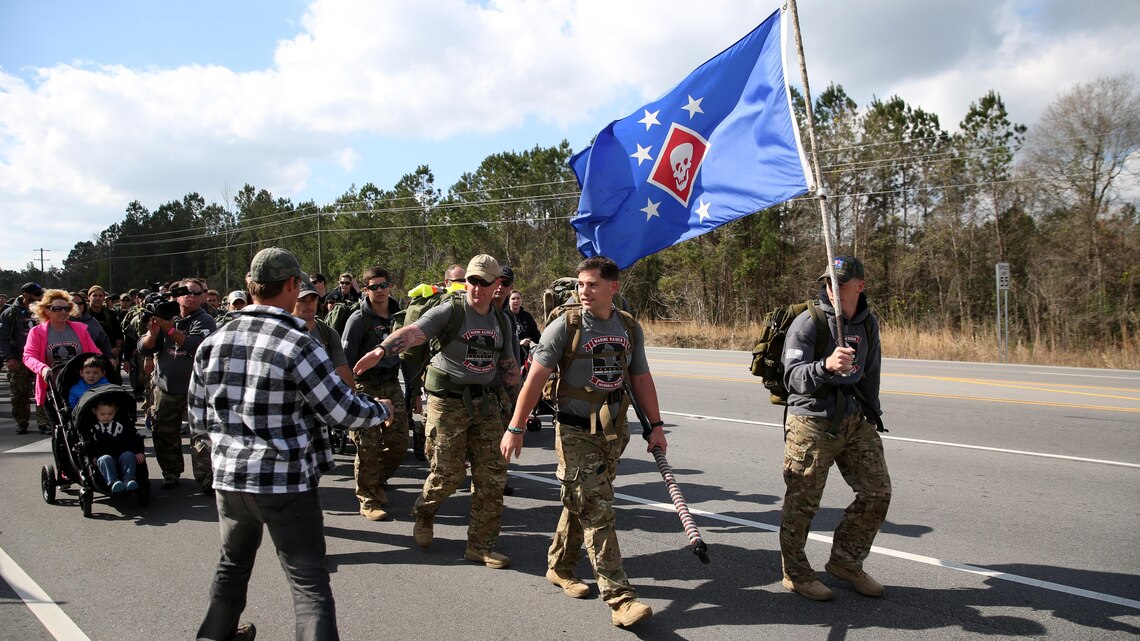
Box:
[1,0,1137,273]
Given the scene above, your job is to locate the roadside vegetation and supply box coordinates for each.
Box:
[2,75,1135,366]
[642,321,1140,370]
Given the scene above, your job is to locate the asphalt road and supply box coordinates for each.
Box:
[1,348,1138,641]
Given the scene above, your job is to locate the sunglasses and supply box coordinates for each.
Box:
[364,282,391,291]
[48,305,70,312]
[498,279,513,288]
[184,290,204,296]
[466,277,495,288]
[339,281,352,286]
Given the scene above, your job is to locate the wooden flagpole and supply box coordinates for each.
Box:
[787,0,845,345]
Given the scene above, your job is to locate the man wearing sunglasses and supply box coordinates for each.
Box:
[138,277,218,491]
[353,254,519,569]
[341,267,409,522]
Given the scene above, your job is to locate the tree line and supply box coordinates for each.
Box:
[3,74,1136,356]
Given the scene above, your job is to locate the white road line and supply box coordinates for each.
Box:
[509,470,1140,611]
[3,438,53,455]
[0,546,92,641]
[1029,371,1140,381]
[659,411,1140,469]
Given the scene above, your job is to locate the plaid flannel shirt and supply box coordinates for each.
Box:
[188,304,388,493]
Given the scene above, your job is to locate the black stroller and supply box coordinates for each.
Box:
[39,352,150,517]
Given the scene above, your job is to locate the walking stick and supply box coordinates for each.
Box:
[626,385,711,564]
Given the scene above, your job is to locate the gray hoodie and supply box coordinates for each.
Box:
[782,288,882,420]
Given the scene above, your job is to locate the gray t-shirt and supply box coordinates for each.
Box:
[531,308,649,418]
[307,322,348,370]
[415,296,507,387]
[47,324,82,369]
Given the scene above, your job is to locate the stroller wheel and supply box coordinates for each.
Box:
[41,465,57,504]
[526,416,542,432]
[79,488,93,518]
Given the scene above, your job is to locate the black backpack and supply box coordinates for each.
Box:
[749,300,831,405]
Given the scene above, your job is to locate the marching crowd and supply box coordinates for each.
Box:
[0,249,888,641]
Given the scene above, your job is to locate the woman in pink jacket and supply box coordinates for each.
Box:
[23,289,99,429]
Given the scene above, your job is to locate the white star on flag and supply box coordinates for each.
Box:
[682,95,704,119]
[641,198,661,221]
[630,144,653,166]
[638,109,661,131]
[695,198,712,222]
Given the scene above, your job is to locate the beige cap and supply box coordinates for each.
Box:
[465,254,501,282]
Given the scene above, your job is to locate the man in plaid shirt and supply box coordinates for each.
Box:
[191,247,394,641]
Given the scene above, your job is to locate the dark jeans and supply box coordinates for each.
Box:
[197,489,339,641]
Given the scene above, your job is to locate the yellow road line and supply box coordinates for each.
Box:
[652,372,1140,414]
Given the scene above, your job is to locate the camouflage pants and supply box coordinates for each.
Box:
[780,413,892,583]
[548,418,636,607]
[6,362,46,428]
[152,387,188,481]
[191,431,212,490]
[351,378,408,509]
[128,350,151,398]
[413,394,506,554]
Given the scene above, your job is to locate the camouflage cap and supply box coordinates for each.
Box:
[465,254,501,282]
[817,255,865,283]
[250,247,302,283]
[227,290,248,304]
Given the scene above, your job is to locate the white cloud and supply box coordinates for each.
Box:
[336,147,361,172]
[1,0,1137,271]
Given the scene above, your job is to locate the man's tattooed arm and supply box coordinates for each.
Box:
[380,324,426,357]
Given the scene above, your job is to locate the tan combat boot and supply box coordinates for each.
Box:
[825,561,885,597]
[360,504,388,521]
[464,548,511,569]
[546,569,589,598]
[611,599,653,627]
[413,515,433,548]
[781,576,834,601]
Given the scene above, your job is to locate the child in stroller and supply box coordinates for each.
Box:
[87,398,145,494]
[68,354,110,408]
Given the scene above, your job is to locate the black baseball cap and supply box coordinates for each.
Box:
[817,256,865,283]
[20,282,44,296]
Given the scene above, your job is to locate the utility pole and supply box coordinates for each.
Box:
[34,248,50,285]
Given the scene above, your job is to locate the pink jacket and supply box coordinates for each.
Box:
[22,321,99,406]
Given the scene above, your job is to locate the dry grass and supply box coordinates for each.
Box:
[642,320,1140,370]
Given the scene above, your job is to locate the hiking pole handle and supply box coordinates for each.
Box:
[626,383,710,565]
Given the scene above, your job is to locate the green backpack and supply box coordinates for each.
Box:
[325,300,360,335]
[749,300,831,405]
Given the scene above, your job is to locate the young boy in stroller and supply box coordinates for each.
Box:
[87,398,145,494]
[41,352,151,515]
[68,355,110,408]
